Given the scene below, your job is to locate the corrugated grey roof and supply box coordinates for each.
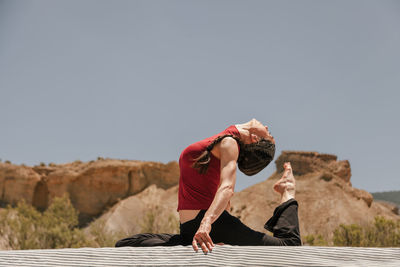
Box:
[0,246,399,267]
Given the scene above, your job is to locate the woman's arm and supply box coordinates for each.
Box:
[192,137,239,253]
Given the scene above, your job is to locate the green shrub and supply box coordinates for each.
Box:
[304,234,328,246]
[87,218,126,247]
[0,195,91,249]
[333,216,400,247]
[140,206,179,234]
[333,223,364,246]
[0,196,182,249]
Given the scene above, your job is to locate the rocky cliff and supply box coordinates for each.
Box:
[0,159,179,224]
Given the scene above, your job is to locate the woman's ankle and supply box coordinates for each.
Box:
[280,190,295,204]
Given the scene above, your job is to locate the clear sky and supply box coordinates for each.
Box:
[1,0,399,192]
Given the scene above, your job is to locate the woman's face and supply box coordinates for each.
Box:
[249,119,275,144]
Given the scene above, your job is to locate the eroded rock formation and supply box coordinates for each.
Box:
[0,164,41,206]
[275,151,352,183]
[0,159,179,223]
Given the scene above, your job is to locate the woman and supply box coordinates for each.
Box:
[116,119,301,251]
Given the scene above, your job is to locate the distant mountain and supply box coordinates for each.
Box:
[371,191,400,206]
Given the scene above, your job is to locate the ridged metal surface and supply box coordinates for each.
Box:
[0,246,399,267]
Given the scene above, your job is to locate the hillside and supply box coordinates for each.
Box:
[372,191,400,206]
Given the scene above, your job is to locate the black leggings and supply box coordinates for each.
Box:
[115,199,301,247]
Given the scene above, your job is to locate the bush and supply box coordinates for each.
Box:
[304,234,328,246]
[86,218,126,247]
[333,216,400,247]
[0,195,91,249]
[140,205,179,234]
[0,196,182,249]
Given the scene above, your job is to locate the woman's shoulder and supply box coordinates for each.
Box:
[224,125,241,138]
[180,125,240,158]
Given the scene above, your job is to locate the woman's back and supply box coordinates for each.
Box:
[177,125,240,212]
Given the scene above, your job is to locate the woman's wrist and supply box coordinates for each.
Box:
[201,215,213,225]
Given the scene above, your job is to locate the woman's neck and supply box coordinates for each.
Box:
[235,123,252,144]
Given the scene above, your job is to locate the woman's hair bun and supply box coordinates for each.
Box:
[237,139,275,176]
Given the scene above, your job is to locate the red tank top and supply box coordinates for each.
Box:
[177,125,241,211]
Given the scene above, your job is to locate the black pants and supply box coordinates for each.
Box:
[115,199,301,247]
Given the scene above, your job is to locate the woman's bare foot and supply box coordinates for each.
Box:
[273,162,296,203]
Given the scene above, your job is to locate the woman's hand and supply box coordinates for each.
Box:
[192,220,214,253]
